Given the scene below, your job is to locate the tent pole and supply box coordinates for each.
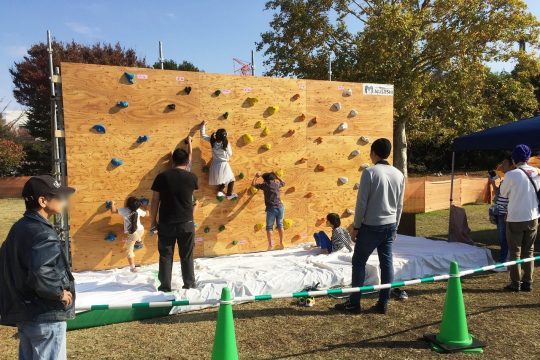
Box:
[448,151,456,240]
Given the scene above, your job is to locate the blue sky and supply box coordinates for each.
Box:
[1,0,539,111]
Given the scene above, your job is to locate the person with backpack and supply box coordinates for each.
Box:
[499,144,540,292]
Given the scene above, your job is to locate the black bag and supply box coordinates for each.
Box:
[519,168,540,211]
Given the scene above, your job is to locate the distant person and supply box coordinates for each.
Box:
[499,144,539,292]
[335,138,405,314]
[252,171,285,250]
[313,213,353,253]
[150,148,198,291]
[200,121,238,200]
[0,175,76,360]
[109,197,147,273]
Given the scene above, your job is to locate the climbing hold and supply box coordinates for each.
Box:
[139,197,150,206]
[202,165,210,173]
[231,240,238,246]
[216,193,225,202]
[246,97,259,106]
[213,89,221,96]
[332,102,342,111]
[134,242,144,250]
[349,109,358,117]
[350,149,360,157]
[267,105,279,115]
[262,127,270,136]
[238,172,245,180]
[242,133,254,144]
[315,164,325,172]
[298,113,306,121]
[219,225,226,232]
[360,136,370,144]
[124,72,135,84]
[345,208,355,216]
[92,124,106,134]
[354,183,360,190]
[105,200,112,209]
[136,135,150,143]
[305,192,314,198]
[343,88,352,96]
[338,176,349,185]
[184,86,192,94]
[309,117,318,126]
[249,186,259,195]
[286,186,296,194]
[315,137,323,144]
[104,232,117,241]
[111,158,124,167]
[222,112,229,119]
[360,163,370,170]
[254,120,264,129]
[338,122,348,131]
[167,104,176,110]
[287,129,296,136]
[291,93,301,101]
[204,226,211,233]
[283,219,294,230]
[117,101,129,108]
[262,143,272,151]
[254,223,264,231]
[275,169,284,178]
[298,157,308,163]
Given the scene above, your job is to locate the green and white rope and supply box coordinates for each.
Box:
[76,255,540,311]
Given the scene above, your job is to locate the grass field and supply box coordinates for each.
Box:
[0,199,538,359]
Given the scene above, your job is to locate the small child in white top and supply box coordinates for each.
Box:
[110,197,147,272]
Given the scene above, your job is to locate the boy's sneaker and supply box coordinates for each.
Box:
[227,193,238,200]
[134,242,144,250]
[370,301,388,314]
[130,266,139,273]
[521,282,532,292]
[503,283,521,292]
[492,266,507,272]
[334,300,361,314]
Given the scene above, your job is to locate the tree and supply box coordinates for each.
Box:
[0,139,24,176]
[10,41,147,173]
[257,0,539,176]
[152,59,201,72]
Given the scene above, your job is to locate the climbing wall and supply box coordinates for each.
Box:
[61,62,393,271]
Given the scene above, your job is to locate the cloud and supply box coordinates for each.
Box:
[65,22,101,37]
[5,45,27,57]
[166,13,176,18]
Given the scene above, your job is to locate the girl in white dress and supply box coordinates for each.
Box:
[200,121,237,200]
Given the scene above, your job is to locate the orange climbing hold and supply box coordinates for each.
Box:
[305,192,314,198]
[309,117,317,126]
[291,93,300,101]
[315,137,323,144]
[287,129,296,136]
[298,113,306,121]
[315,164,325,172]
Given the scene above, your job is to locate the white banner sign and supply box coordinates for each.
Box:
[363,83,394,96]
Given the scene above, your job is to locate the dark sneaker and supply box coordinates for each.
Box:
[371,301,388,314]
[521,282,532,292]
[334,300,362,314]
[503,283,521,292]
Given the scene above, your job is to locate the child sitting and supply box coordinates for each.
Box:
[110,197,147,272]
[200,120,238,200]
[252,171,285,250]
[314,213,353,253]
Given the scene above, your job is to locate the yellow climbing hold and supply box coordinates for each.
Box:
[255,120,264,129]
[267,105,279,115]
[249,186,259,195]
[274,169,284,178]
[246,97,259,106]
[283,219,293,230]
[242,133,254,144]
[262,127,270,136]
[262,143,272,150]
[255,223,264,231]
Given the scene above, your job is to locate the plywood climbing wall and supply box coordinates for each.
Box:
[61,62,393,271]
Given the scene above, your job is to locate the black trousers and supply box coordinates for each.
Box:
[157,221,196,291]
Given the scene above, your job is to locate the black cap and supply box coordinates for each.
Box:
[22,175,75,201]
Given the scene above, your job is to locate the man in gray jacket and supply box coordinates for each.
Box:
[335,138,405,314]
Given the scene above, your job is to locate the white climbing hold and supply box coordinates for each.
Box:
[345,208,355,215]
[360,163,370,170]
[333,102,342,111]
[360,136,370,144]
[338,122,348,131]
[343,88,352,97]
[350,149,360,157]
[349,109,358,117]
[338,176,349,184]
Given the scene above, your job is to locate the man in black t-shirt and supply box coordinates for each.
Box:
[150,148,198,291]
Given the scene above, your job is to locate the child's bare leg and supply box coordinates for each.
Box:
[277,228,284,248]
[266,230,273,250]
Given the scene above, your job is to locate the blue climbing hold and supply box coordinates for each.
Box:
[124,72,135,84]
[139,197,150,206]
[137,135,150,143]
[92,124,106,134]
[134,242,144,250]
[111,158,124,167]
[105,200,112,209]
[105,232,117,241]
[117,101,129,108]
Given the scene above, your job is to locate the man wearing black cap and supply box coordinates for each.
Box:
[335,138,405,314]
[0,175,75,360]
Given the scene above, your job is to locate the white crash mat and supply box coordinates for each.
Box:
[74,235,494,313]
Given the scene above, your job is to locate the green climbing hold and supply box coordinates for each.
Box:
[238,172,245,180]
[214,89,221,96]
[219,225,226,232]
[223,112,229,119]
[202,165,210,173]
[204,226,211,233]
[231,240,238,246]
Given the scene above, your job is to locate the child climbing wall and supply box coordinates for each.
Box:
[60,62,393,271]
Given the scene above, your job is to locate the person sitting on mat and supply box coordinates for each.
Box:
[200,120,238,200]
[314,213,353,253]
[252,171,285,250]
[110,197,147,272]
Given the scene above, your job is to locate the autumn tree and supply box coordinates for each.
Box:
[257,0,539,175]
[152,59,201,72]
[10,41,147,173]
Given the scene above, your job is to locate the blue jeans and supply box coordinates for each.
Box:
[266,207,284,230]
[314,231,332,253]
[350,223,396,307]
[496,214,509,263]
[17,321,67,360]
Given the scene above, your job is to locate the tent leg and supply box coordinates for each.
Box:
[448,152,456,240]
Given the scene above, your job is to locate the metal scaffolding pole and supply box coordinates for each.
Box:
[159,41,164,69]
[251,50,255,76]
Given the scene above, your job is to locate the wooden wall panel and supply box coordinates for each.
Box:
[61,62,393,271]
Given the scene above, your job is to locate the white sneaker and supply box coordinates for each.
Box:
[492,266,507,272]
[217,191,226,198]
[227,193,238,200]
